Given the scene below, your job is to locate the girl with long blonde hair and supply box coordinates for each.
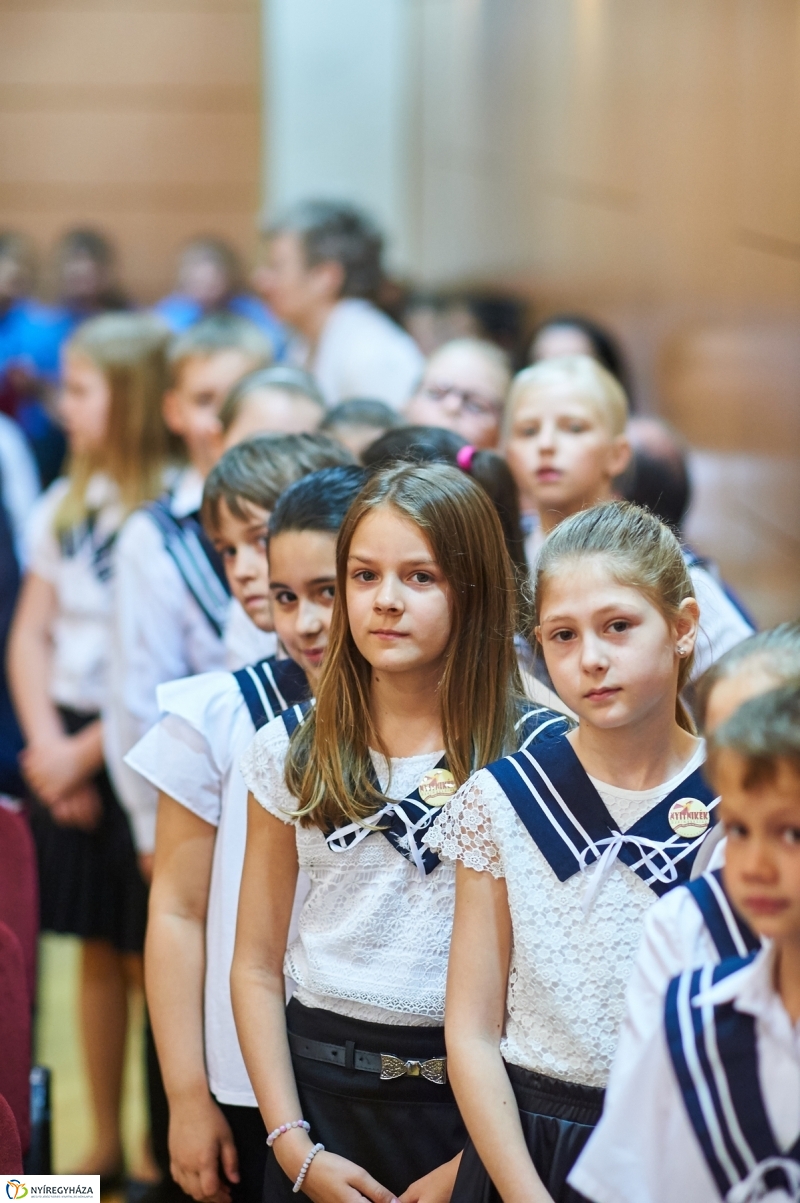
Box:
[430,502,716,1203]
[231,462,563,1203]
[8,312,174,1183]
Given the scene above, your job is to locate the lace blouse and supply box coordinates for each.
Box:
[426,741,706,1087]
[239,716,452,1026]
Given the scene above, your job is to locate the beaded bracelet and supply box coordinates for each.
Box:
[293,1143,324,1194]
[266,1119,311,1147]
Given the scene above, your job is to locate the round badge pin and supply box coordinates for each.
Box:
[667,798,710,839]
[418,768,457,806]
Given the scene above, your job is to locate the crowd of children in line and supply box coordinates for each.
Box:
[0,200,796,1203]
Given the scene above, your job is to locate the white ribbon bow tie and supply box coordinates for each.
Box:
[326,799,432,879]
[578,831,685,915]
[728,1157,800,1203]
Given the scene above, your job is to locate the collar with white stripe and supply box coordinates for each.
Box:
[666,956,800,1201]
[279,704,569,878]
[686,870,761,962]
[486,731,717,905]
[326,755,449,878]
[145,495,231,637]
[233,656,309,732]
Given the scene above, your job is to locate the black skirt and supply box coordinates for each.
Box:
[451,1063,603,1203]
[263,997,466,1201]
[216,1102,267,1203]
[29,707,148,953]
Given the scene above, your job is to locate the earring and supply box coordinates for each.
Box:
[677,645,687,657]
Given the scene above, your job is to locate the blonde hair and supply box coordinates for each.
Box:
[56,313,174,532]
[166,311,272,388]
[534,501,697,732]
[507,354,629,438]
[285,462,525,830]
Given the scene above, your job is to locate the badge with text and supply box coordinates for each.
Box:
[667,797,710,839]
[418,768,457,806]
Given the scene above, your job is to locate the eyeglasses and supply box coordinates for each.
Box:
[418,383,503,419]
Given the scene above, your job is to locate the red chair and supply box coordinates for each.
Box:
[0,921,30,1154]
[0,1092,22,1174]
[0,798,38,1005]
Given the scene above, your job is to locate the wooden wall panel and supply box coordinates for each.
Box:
[0,0,261,301]
[408,0,800,623]
[412,0,800,308]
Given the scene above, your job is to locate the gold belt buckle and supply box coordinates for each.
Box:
[380,1054,447,1085]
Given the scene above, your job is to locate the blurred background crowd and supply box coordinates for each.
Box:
[0,0,797,1191]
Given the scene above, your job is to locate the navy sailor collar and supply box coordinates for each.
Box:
[666,953,800,1201]
[686,870,761,962]
[486,730,717,902]
[279,703,569,878]
[234,656,309,733]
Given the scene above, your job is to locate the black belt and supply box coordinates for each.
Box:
[288,1031,447,1085]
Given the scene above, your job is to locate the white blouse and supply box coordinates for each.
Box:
[126,670,307,1107]
[426,740,707,1088]
[27,473,124,713]
[239,715,453,1026]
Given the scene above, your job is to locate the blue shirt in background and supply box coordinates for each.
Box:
[152,293,287,360]
[0,299,76,380]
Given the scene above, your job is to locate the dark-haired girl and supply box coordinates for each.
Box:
[232,463,562,1203]
[128,456,361,1203]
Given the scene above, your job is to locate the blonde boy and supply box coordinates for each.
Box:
[505,355,752,677]
[504,354,630,562]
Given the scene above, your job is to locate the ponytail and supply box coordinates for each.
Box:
[534,501,697,733]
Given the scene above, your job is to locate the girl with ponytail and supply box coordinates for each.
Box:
[428,501,714,1203]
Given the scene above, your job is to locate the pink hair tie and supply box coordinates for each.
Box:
[456,444,477,473]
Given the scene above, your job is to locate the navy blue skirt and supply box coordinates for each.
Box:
[451,1063,602,1203]
[263,998,466,1201]
[29,707,147,953]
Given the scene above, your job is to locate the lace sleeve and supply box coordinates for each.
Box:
[425,773,504,877]
[238,718,296,825]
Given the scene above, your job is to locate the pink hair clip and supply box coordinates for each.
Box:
[456,444,477,473]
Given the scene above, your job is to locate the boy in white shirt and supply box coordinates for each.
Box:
[105,314,272,863]
[618,624,800,1047]
[126,454,361,1203]
[570,682,800,1203]
[504,355,754,682]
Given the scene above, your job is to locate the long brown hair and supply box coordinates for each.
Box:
[285,462,524,829]
[533,501,697,732]
[56,313,175,532]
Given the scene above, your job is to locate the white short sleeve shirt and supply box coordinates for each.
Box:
[239,716,452,1026]
[569,946,800,1203]
[125,670,300,1106]
[426,741,707,1087]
